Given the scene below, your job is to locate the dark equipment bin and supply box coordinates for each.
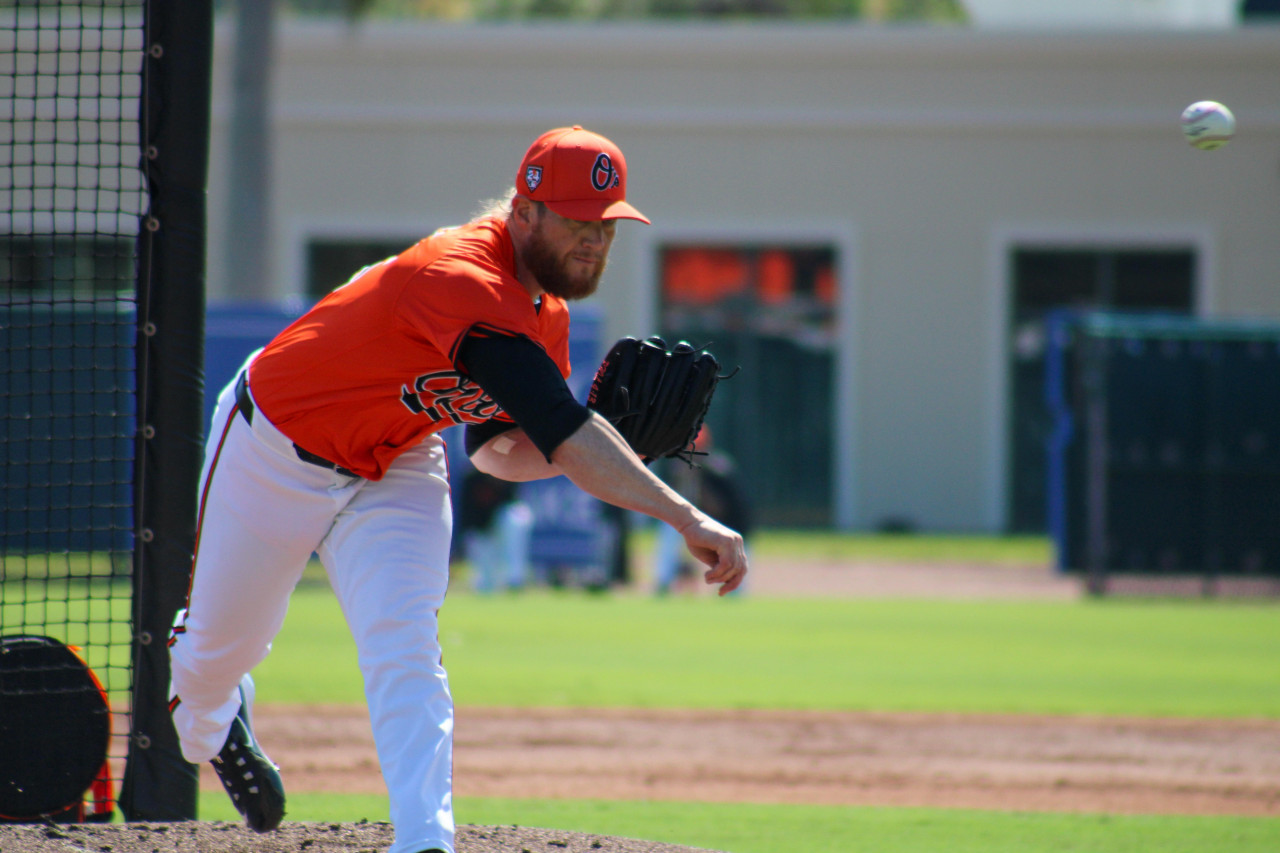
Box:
[1045,311,1280,590]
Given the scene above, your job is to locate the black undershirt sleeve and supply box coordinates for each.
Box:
[457,332,593,462]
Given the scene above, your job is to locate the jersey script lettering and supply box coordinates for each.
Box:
[400,370,503,425]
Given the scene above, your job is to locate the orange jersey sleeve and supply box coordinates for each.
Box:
[248,217,571,480]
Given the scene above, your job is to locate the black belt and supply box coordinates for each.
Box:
[234,372,360,478]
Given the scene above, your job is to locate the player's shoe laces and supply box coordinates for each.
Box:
[211,680,286,832]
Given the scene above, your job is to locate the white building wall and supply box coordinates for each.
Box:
[962,0,1238,29]
[207,21,1280,531]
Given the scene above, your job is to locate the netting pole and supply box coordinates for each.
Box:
[119,0,213,821]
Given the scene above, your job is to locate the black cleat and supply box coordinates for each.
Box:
[210,684,286,832]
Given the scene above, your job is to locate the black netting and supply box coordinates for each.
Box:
[1,1,146,820]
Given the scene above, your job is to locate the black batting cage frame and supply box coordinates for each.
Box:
[122,0,211,820]
[1,0,212,821]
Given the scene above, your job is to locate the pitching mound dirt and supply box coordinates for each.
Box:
[0,821,726,853]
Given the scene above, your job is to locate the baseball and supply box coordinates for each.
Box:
[1180,100,1235,151]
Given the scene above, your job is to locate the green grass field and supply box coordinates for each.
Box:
[253,584,1280,718]
[9,535,1280,851]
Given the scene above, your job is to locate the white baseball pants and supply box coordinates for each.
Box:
[169,364,457,853]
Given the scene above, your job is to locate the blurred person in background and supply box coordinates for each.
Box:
[654,426,753,595]
[458,467,534,593]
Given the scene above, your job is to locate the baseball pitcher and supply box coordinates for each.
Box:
[167,126,747,853]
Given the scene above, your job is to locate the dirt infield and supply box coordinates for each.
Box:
[735,557,1082,600]
[3,557,1276,853]
[256,703,1280,817]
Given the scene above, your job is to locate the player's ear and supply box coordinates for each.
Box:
[511,195,539,230]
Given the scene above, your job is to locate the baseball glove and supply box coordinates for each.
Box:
[587,336,727,464]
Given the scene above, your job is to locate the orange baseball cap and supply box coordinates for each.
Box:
[517,126,650,224]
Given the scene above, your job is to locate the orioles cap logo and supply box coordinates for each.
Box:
[591,153,620,192]
[525,165,543,192]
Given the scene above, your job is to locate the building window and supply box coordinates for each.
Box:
[306,238,415,301]
[1,235,135,298]
[1007,247,1195,533]
[659,244,838,527]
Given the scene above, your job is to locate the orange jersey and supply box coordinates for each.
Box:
[248,217,571,480]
